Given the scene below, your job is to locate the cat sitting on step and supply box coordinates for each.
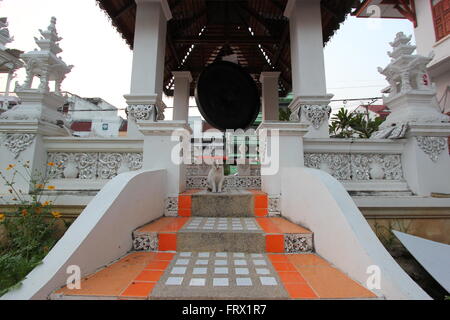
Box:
[207,161,225,193]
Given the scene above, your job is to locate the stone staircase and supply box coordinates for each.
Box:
[133,190,313,254]
[51,190,377,300]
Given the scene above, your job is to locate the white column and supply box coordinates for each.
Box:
[285,0,333,138]
[124,0,172,137]
[5,71,13,96]
[172,71,192,122]
[260,72,280,121]
[139,122,192,197]
[258,121,309,196]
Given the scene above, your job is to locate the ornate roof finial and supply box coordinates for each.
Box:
[372,32,449,139]
[0,17,14,50]
[379,32,432,97]
[16,16,73,95]
[34,16,63,54]
[387,32,416,59]
[40,17,62,42]
[389,32,413,48]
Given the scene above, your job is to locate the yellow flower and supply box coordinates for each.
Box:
[51,211,62,219]
[42,201,50,207]
[47,162,55,167]
[35,184,44,189]
[0,214,5,222]
[47,186,56,190]
[21,209,28,217]
[6,164,15,171]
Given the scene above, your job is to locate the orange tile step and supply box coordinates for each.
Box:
[51,252,175,300]
[51,252,377,300]
[132,216,313,254]
[269,254,378,299]
[178,190,270,217]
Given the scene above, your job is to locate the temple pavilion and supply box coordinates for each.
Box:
[1,0,449,301]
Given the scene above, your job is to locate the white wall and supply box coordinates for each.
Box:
[68,96,100,120]
[414,0,450,63]
[68,95,123,137]
[435,71,450,113]
[1,169,166,300]
[414,0,438,57]
[91,119,122,138]
[414,0,450,113]
[281,167,430,300]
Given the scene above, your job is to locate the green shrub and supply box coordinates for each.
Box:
[0,161,62,296]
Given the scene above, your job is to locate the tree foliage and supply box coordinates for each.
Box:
[329,107,384,139]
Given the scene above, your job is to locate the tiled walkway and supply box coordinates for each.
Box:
[52,251,377,300]
[152,252,286,299]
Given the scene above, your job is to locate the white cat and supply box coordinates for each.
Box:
[207,161,225,193]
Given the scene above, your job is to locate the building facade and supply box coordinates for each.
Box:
[64,93,124,138]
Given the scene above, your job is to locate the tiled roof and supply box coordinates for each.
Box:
[71,121,92,132]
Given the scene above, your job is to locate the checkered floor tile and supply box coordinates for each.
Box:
[182,218,261,232]
[151,252,288,299]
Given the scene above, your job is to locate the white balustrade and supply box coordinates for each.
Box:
[303,138,409,193]
[43,137,144,190]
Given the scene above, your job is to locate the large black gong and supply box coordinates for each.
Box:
[195,61,260,131]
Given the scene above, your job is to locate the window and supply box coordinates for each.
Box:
[431,0,450,41]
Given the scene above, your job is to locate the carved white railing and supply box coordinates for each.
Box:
[44,138,144,189]
[47,152,143,180]
[303,138,409,193]
[42,137,408,194]
[186,135,261,190]
[186,164,261,190]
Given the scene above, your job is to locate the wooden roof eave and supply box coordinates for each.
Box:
[352,0,417,27]
[96,0,356,97]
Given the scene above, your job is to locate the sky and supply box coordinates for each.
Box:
[0,0,415,119]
